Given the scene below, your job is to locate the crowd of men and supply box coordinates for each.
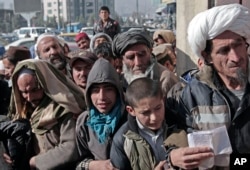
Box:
[0,3,250,170]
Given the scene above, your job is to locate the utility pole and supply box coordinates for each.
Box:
[57,0,61,31]
[69,2,72,32]
[136,0,139,19]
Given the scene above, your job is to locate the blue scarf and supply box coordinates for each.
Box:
[86,99,122,143]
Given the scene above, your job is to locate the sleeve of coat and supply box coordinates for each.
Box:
[110,124,132,170]
[75,112,94,159]
[160,69,179,97]
[34,114,79,170]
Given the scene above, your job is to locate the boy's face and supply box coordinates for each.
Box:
[99,10,109,21]
[126,96,165,131]
[72,59,93,90]
[90,83,117,114]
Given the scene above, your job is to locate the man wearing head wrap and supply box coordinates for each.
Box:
[112,30,178,96]
[35,33,71,78]
[3,59,86,169]
[166,4,250,169]
[153,29,176,48]
[90,32,112,52]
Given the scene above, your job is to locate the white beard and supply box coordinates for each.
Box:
[123,60,155,84]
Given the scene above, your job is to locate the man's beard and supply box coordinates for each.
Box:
[123,59,154,84]
[48,54,67,70]
[228,67,248,87]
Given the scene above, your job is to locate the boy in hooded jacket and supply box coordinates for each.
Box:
[75,58,127,170]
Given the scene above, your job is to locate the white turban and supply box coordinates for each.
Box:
[187,3,250,58]
[34,33,64,59]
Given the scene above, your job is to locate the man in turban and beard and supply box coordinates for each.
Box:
[112,30,178,96]
[166,3,250,169]
[35,33,72,78]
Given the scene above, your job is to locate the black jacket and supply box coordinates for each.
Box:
[0,119,33,170]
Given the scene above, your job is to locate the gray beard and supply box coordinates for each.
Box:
[48,54,67,70]
[123,60,155,84]
[228,67,248,87]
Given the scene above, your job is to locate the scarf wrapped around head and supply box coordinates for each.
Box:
[11,59,86,134]
[153,29,176,44]
[187,3,250,58]
[112,30,154,58]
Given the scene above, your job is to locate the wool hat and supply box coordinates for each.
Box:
[152,44,173,61]
[75,32,90,42]
[112,30,154,58]
[69,49,98,67]
[4,46,31,61]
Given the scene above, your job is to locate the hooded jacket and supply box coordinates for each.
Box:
[76,58,126,165]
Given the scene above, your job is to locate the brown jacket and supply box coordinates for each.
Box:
[34,113,78,170]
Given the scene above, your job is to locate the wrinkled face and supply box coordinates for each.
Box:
[17,74,44,108]
[37,37,66,70]
[99,10,109,21]
[123,44,152,75]
[90,83,117,114]
[2,58,15,80]
[72,59,93,90]
[127,96,165,131]
[209,31,249,84]
[77,38,90,50]
[94,37,108,49]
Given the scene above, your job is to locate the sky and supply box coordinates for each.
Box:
[0,0,13,10]
[0,0,161,19]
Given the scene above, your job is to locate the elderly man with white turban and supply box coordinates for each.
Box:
[166,3,250,169]
[35,33,72,78]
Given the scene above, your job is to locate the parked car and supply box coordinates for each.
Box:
[80,27,94,39]
[121,26,156,37]
[59,33,78,42]
[5,37,35,50]
[17,27,47,39]
[0,37,9,47]
[1,34,19,44]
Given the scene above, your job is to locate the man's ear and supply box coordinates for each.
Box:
[126,105,136,116]
[201,51,212,64]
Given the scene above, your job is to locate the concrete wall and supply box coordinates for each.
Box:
[175,0,208,76]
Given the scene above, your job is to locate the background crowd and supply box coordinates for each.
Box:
[0,3,250,170]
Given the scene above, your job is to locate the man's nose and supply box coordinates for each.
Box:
[24,93,32,102]
[134,56,142,66]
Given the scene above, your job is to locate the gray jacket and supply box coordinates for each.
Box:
[75,58,126,167]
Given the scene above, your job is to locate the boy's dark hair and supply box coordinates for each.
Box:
[126,77,162,108]
[100,6,110,14]
[94,42,115,60]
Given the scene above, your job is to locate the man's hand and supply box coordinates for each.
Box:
[3,153,13,164]
[170,146,214,169]
[154,160,167,170]
[29,156,36,169]
[89,159,118,170]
